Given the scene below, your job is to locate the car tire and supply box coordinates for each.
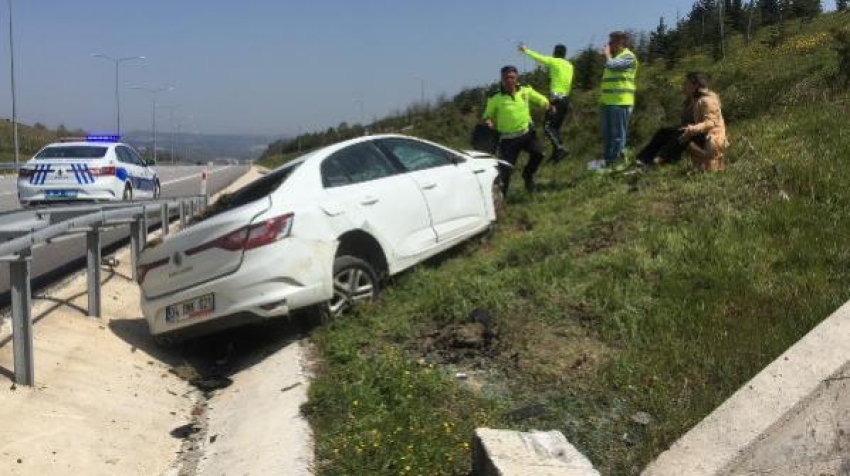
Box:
[122,184,133,201]
[492,178,506,222]
[479,178,505,244]
[324,255,380,319]
[153,181,161,199]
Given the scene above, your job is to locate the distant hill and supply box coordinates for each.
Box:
[123,131,280,164]
[0,121,280,164]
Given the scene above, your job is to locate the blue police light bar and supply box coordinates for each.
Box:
[86,134,121,142]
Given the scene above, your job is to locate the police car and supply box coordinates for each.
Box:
[17,136,161,206]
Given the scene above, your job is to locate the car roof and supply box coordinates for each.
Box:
[42,141,119,148]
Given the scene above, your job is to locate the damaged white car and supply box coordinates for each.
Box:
[137,134,501,341]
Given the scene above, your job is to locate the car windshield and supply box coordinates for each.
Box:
[36,146,108,159]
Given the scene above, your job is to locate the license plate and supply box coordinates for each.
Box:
[165,293,215,323]
[45,189,78,199]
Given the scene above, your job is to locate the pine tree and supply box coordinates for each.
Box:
[572,45,603,91]
[838,0,848,11]
[788,0,822,19]
[649,16,669,64]
[759,0,783,25]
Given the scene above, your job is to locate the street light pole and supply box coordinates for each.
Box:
[131,85,174,164]
[352,98,365,135]
[92,54,145,135]
[8,0,19,169]
[415,77,425,105]
[157,104,178,163]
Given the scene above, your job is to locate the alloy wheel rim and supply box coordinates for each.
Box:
[328,267,375,316]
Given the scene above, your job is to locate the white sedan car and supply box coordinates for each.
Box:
[137,134,502,340]
[17,138,160,205]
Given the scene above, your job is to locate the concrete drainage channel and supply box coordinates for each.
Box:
[158,322,316,476]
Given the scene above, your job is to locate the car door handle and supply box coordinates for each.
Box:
[473,169,488,174]
[420,181,437,190]
[360,196,379,205]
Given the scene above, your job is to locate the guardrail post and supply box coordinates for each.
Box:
[140,208,149,250]
[161,203,169,238]
[179,200,187,228]
[86,226,102,318]
[190,198,197,219]
[130,218,141,282]
[10,248,34,386]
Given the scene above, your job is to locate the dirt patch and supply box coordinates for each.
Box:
[580,220,623,254]
[419,309,500,365]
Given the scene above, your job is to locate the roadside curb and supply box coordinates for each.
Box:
[643,300,850,475]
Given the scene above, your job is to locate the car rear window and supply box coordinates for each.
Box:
[36,146,108,159]
[195,162,302,222]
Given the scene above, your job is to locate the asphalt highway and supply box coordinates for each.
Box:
[0,165,249,307]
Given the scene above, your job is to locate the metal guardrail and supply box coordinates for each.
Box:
[0,163,20,174]
[0,196,208,385]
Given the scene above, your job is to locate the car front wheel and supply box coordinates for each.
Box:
[325,255,379,318]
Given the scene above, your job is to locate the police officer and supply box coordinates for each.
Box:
[519,43,574,163]
[482,65,552,194]
[589,31,639,171]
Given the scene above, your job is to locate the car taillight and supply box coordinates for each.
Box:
[90,166,116,176]
[244,214,295,250]
[137,257,168,284]
[185,213,294,256]
[17,168,33,179]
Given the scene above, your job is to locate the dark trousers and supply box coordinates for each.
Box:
[543,97,569,153]
[497,130,544,193]
[637,127,708,165]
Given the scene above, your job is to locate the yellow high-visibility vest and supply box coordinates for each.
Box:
[600,48,638,106]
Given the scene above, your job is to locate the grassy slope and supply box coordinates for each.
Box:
[303,13,850,475]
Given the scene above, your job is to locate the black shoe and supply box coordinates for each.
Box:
[548,148,567,164]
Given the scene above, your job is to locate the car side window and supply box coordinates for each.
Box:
[115,146,133,164]
[321,143,397,188]
[128,147,147,166]
[377,138,453,172]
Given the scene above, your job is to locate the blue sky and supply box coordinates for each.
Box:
[0,0,707,137]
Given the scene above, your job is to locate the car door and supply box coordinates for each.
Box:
[319,141,436,264]
[115,146,144,197]
[126,146,156,197]
[376,137,488,243]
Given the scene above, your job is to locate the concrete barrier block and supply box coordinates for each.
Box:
[472,428,600,476]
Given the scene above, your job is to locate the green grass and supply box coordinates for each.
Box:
[304,13,850,475]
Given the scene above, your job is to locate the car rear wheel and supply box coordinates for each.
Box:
[492,178,506,221]
[325,255,379,318]
[122,184,133,201]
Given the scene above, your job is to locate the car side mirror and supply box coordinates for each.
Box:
[145,158,156,166]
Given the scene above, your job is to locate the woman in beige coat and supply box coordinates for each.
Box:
[680,72,728,171]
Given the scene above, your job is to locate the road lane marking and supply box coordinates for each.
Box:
[0,165,243,197]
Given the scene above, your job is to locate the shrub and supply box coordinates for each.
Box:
[833,27,850,86]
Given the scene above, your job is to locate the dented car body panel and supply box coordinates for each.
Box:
[137,134,500,339]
